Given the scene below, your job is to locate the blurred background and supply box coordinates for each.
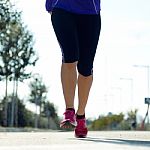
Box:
[0,0,150,131]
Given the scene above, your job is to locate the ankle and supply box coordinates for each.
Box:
[76,114,85,119]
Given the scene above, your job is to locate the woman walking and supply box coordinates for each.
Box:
[45,0,101,138]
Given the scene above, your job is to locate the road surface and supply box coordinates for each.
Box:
[0,131,150,150]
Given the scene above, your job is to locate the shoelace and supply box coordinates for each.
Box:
[76,119,86,129]
[64,110,74,119]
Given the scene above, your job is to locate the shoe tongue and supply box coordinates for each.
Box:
[77,119,85,125]
[66,108,75,112]
[64,110,74,119]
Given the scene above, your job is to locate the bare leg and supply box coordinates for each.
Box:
[61,62,77,109]
[77,74,93,115]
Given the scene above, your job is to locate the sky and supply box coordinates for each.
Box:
[5,0,150,120]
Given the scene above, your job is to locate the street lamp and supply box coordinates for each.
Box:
[133,65,150,97]
[133,65,150,129]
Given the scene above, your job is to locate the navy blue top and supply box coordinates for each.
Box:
[45,0,101,14]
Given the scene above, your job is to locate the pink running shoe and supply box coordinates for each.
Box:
[75,118,88,138]
[60,109,77,128]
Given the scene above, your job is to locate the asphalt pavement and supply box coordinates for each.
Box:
[0,131,149,150]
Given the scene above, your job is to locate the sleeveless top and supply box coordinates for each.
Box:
[45,0,101,14]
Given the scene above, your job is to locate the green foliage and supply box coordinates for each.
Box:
[0,94,60,128]
[126,109,138,130]
[0,0,38,81]
[0,95,35,127]
[0,0,12,31]
[90,109,139,131]
[29,75,47,106]
[118,120,131,130]
[0,0,38,126]
[0,12,38,81]
[42,101,58,118]
[42,101,60,129]
[28,76,60,129]
[17,99,34,127]
[90,113,124,130]
[0,0,59,129]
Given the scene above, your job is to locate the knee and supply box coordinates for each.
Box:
[62,62,77,70]
[77,63,93,77]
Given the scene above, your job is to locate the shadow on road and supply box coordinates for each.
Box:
[75,137,150,147]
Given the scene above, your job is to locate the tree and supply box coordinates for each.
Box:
[127,109,138,130]
[0,0,11,31]
[28,75,47,128]
[42,101,59,129]
[0,0,38,126]
[91,113,124,130]
[0,94,35,127]
[10,24,38,127]
[0,0,17,126]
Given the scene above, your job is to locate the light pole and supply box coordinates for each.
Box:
[133,65,150,97]
[133,65,150,129]
[120,78,134,110]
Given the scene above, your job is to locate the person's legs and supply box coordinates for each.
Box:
[51,8,79,128]
[75,14,101,137]
[77,74,93,115]
[76,14,101,116]
[51,8,79,110]
[75,73,93,137]
[51,8,101,132]
[61,62,77,109]
[60,62,77,128]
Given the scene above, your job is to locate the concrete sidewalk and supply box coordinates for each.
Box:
[0,131,149,150]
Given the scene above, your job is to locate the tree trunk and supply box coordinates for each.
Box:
[48,116,50,129]
[39,101,42,128]
[10,77,16,127]
[35,96,38,128]
[3,76,8,126]
[14,78,18,127]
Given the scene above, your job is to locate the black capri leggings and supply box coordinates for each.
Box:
[51,8,101,76]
